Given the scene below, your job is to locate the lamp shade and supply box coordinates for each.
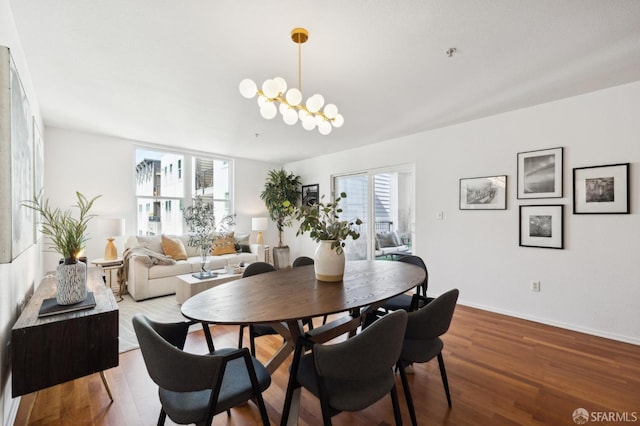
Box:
[101,218,125,237]
[252,217,268,231]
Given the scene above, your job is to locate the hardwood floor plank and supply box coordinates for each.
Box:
[14,305,640,425]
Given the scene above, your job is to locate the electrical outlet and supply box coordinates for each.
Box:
[531,280,541,292]
[436,211,444,220]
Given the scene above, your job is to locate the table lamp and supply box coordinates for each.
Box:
[252,217,268,245]
[101,218,125,260]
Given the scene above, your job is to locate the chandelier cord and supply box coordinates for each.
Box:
[297,37,302,92]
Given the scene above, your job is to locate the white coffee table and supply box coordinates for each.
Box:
[175,269,242,304]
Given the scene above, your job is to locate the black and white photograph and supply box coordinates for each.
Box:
[517,147,563,199]
[302,184,319,207]
[519,205,564,249]
[459,175,507,210]
[573,163,629,214]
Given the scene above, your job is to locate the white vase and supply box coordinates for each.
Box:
[56,260,88,305]
[314,240,345,282]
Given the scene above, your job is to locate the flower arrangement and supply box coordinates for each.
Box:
[293,192,362,254]
[23,191,101,261]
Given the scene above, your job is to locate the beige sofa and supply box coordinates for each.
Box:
[123,234,257,301]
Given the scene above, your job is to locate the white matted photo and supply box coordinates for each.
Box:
[519,205,564,249]
[517,147,563,199]
[459,175,507,210]
[573,163,629,214]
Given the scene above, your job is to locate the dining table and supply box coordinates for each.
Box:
[180,259,426,425]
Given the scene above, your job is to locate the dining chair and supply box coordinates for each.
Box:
[237,261,282,356]
[292,256,323,327]
[132,314,271,426]
[398,288,459,426]
[281,309,408,426]
[382,254,430,312]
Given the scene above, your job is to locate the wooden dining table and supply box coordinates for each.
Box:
[181,259,425,368]
[180,259,425,425]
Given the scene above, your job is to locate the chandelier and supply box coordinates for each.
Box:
[239,27,344,135]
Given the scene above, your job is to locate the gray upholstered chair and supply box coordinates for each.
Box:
[292,256,322,327]
[292,255,314,267]
[132,314,271,426]
[281,309,408,426]
[398,288,459,426]
[382,255,430,312]
[237,262,281,356]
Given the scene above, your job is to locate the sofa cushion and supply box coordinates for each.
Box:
[136,235,164,254]
[147,261,193,279]
[234,232,252,253]
[161,235,188,260]
[212,232,237,256]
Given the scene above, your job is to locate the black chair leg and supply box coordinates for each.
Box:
[249,325,256,356]
[390,384,403,425]
[157,408,167,425]
[437,352,452,407]
[398,361,417,426]
[238,325,245,349]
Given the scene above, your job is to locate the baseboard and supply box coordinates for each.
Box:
[3,394,19,426]
[458,300,640,346]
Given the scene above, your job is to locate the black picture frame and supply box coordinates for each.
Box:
[519,205,564,249]
[573,163,630,214]
[517,147,563,199]
[301,184,319,207]
[459,175,507,210]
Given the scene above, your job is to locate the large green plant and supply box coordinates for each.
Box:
[293,192,362,254]
[23,191,101,261]
[260,169,301,247]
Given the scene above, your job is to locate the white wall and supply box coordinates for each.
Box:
[285,81,640,345]
[43,127,281,271]
[0,0,44,423]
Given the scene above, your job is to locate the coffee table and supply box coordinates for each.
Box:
[175,269,242,304]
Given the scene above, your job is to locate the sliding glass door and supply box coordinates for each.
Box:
[334,165,414,260]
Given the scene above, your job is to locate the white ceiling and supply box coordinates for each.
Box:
[9,0,640,163]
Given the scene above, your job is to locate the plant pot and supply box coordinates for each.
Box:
[56,259,87,305]
[314,240,345,282]
[272,246,290,270]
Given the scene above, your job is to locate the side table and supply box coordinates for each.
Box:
[91,258,124,301]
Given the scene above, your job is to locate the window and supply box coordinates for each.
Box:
[334,165,414,260]
[135,148,233,236]
[192,157,232,223]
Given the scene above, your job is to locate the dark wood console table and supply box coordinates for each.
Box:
[11,267,119,398]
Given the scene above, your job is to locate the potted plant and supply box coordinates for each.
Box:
[23,191,101,305]
[259,169,301,269]
[293,192,362,282]
[183,195,236,277]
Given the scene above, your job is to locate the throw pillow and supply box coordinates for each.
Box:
[211,232,238,256]
[376,231,398,248]
[161,235,188,260]
[136,236,164,254]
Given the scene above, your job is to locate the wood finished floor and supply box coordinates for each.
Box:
[15,305,640,426]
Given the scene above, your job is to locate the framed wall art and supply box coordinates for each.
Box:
[573,163,629,214]
[0,46,35,263]
[459,175,507,210]
[519,205,564,249]
[302,184,319,207]
[517,147,563,199]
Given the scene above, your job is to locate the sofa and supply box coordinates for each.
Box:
[121,233,258,301]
